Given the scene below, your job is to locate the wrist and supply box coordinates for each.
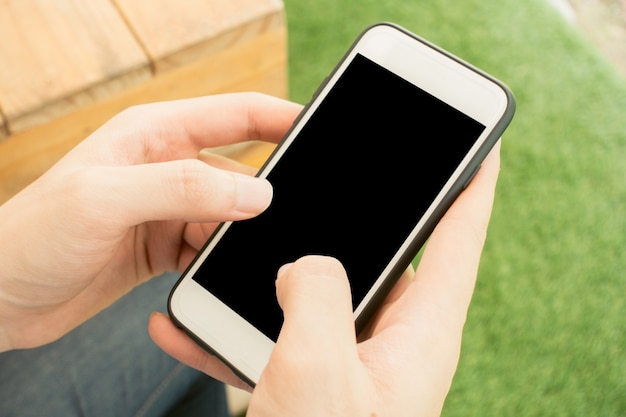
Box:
[0,326,12,353]
[0,286,19,352]
[0,283,23,352]
[0,198,38,352]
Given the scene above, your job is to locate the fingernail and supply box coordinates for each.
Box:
[277,262,293,279]
[234,174,273,214]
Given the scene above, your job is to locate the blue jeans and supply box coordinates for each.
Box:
[0,273,229,417]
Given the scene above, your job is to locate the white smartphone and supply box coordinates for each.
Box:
[168,22,515,386]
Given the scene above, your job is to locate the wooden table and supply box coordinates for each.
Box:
[0,0,287,204]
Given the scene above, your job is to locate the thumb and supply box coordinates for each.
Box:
[88,159,273,225]
[254,256,362,411]
[274,256,357,355]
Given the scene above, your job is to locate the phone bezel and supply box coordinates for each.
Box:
[168,22,515,387]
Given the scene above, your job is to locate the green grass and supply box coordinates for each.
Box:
[282,0,625,416]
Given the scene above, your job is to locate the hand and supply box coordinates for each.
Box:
[0,93,302,351]
[150,141,501,417]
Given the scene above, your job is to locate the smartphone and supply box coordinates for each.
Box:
[168,22,515,386]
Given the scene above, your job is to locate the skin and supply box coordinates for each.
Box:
[150,138,502,416]
[0,92,301,351]
[0,92,501,417]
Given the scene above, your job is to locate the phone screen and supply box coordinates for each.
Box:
[191,54,486,341]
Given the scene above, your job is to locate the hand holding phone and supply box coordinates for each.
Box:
[166,22,515,387]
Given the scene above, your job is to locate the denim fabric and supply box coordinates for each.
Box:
[0,273,229,417]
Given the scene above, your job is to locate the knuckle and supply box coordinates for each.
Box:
[176,161,208,206]
[60,168,105,203]
[49,168,118,223]
[174,160,236,213]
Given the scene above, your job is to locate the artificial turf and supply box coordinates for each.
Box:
[282,0,626,415]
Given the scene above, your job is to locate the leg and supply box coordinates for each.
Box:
[0,273,229,417]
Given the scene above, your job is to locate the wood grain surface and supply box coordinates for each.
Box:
[0,0,287,204]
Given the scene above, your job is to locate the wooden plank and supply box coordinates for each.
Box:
[115,0,285,72]
[0,112,7,142]
[0,0,151,135]
[0,26,287,204]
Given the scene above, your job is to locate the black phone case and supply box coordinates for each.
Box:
[261,22,515,334]
[168,21,516,387]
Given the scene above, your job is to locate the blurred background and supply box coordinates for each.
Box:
[283,0,625,416]
[0,0,623,416]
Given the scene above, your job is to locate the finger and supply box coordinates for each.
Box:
[358,265,414,340]
[177,149,262,256]
[440,140,501,237]
[87,93,302,164]
[408,141,501,328]
[175,93,302,147]
[176,237,206,272]
[384,264,415,304]
[352,143,502,404]
[182,222,220,252]
[274,256,357,355]
[197,149,258,176]
[148,312,252,391]
[81,159,273,227]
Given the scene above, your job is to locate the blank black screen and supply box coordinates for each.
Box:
[192,54,485,341]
